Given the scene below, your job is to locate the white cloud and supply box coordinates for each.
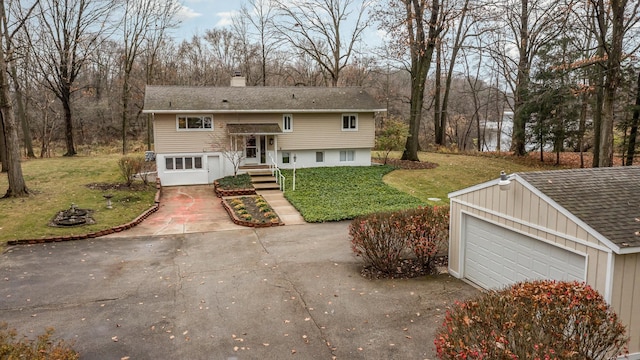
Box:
[176,5,202,21]
[215,11,237,27]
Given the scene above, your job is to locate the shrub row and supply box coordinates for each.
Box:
[349,206,449,275]
[435,280,628,359]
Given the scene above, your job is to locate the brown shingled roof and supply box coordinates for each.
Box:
[518,166,640,249]
[143,86,385,113]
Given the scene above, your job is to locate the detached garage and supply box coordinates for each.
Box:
[448,166,640,358]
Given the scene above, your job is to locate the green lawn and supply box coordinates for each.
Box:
[282,165,424,222]
[283,152,560,222]
[0,154,157,244]
[382,152,550,204]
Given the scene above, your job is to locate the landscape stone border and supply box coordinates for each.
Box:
[213,180,256,197]
[6,180,162,246]
[220,197,284,228]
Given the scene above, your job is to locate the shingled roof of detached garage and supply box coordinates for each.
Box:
[142,85,386,114]
[519,166,640,252]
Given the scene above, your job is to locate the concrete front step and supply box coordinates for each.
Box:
[253,182,281,190]
[245,169,273,176]
[251,176,277,183]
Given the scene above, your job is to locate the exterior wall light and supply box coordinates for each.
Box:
[499,171,511,191]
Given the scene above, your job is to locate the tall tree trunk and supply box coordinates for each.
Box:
[598,1,626,167]
[578,92,588,168]
[434,41,443,145]
[62,84,76,156]
[402,0,441,162]
[625,71,640,165]
[10,63,35,158]
[0,49,28,196]
[439,0,470,148]
[592,58,604,167]
[511,0,530,156]
[0,111,7,172]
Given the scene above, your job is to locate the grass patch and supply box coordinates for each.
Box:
[381,152,562,204]
[0,154,156,245]
[282,165,424,222]
[283,152,564,222]
[216,173,253,189]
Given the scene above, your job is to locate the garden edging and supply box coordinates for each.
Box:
[6,180,163,246]
[221,197,284,228]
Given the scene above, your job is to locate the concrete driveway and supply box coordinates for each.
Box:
[0,222,478,359]
[106,185,305,237]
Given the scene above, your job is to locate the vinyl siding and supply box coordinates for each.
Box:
[612,253,640,354]
[153,112,375,153]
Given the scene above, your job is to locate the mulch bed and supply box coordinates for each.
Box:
[360,256,449,279]
[373,158,439,170]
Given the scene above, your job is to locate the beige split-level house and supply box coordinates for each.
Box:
[448,166,640,358]
[142,76,385,186]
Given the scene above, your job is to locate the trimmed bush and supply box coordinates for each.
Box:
[434,280,628,359]
[349,206,449,276]
[350,211,408,274]
[405,206,448,268]
[0,323,79,359]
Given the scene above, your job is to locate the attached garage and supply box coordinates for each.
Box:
[448,167,640,358]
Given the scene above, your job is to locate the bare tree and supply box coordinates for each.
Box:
[119,0,179,154]
[0,0,37,197]
[30,0,115,156]
[239,0,280,86]
[375,0,444,161]
[274,0,370,87]
[434,0,474,146]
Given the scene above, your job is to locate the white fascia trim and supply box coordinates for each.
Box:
[449,174,625,255]
[452,199,612,254]
[448,178,499,199]
[143,109,387,114]
[512,174,623,254]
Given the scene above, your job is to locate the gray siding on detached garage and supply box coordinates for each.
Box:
[449,168,640,358]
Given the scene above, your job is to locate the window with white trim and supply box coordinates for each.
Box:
[342,114,357,130]
[316,151,324,163]
[339,150,355,162]
[177,115,213,131]
[282,152,290,164]
[165,156,203,170]
[283,114,293,132]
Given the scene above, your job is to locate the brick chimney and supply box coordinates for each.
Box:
[230,71,246,87]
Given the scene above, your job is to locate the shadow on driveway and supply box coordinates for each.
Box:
[1,222,478,359]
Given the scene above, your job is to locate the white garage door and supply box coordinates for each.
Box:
[463,215,585,290]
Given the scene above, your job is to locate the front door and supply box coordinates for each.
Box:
[245,135,258,164]
[245,135,266,164]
